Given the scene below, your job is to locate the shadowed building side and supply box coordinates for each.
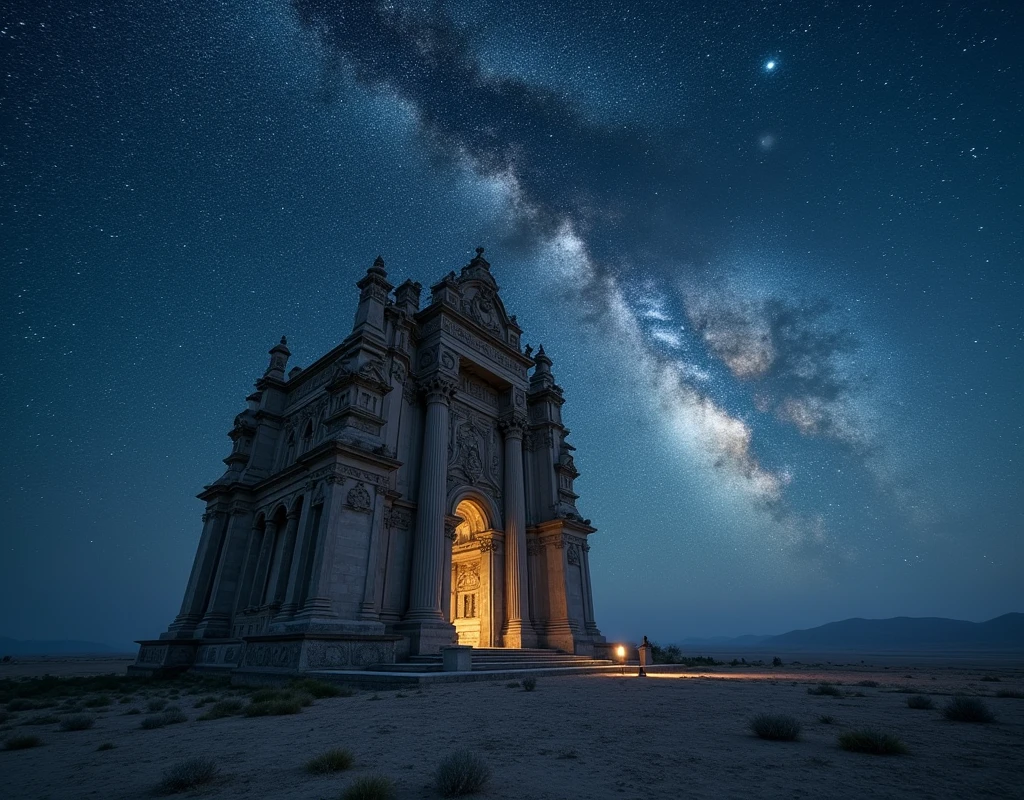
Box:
[132,249,605,676]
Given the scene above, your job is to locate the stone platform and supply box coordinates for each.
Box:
[230,647,626,688]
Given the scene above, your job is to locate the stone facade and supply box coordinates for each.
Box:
[134,249,604,674]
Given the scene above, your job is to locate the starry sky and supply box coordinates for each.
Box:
[2,0,1021,649]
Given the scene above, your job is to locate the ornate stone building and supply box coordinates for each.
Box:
[134,250,604,675]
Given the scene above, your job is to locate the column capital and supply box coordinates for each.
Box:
[443,515,460,541]
[421,375,458,405]
[498,412,528,439]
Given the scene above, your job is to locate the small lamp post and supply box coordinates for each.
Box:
[638,635,652,678]
[616,645,626,675]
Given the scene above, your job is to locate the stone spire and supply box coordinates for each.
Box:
[264,336,290,380]
[530,344,555,391]
[459,246,497,286]
[354,255,393,340]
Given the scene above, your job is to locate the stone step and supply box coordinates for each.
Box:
[367,657,614,673]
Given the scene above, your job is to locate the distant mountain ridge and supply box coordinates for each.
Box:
[0,637,119,656]
[681,613,1024,652]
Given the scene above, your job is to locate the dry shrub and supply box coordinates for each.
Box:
[305,747,354,774]
[83,695,111,708]
[818,714,836,725]
[435,750,490,797]
[342,775,396,800]
[140,709,187,729]
[4,734,42,750]
[197,699,244,720]
[996,689,1024,699]
[290,678,347,698]
[157,757,219,794]
[906,694,934,710]
[944,696,995,723]
[807,683,842,697]
[749,713,801,741]
[856,680,880,688]
[6,699,42,712]
[22,714,59,726]
[838,729,908,755]
[59,714,95,731]
[97,742,115,751]
[522,676,537,692]
[147,698,168,713]
[243,698,302,717]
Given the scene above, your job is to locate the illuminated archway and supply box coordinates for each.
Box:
[449,497,493,647]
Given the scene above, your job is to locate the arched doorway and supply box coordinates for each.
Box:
[449,498,496,647]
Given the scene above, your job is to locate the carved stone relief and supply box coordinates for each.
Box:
[345,482,372,512]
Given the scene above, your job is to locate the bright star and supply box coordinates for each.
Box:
[765,60,776,71]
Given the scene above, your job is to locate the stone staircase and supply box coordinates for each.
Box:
[365,647,614,673]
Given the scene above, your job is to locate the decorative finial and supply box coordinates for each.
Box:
[524,344,533,358]
[537,344,545,355]
[280,336,287,345]
[476,246,485,256]
[373,255,385,268]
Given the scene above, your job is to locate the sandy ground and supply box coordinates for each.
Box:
[2,658,1023,799]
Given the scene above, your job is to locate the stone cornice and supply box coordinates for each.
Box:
[527,385,566,407]
[528,518,597,536]
[296,439,402,473]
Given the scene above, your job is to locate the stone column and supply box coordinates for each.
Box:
[248,518,278,609]
[397,376,457,654]
[165,509,227,638]
[581,542,601,635]
[194,505,253,638]
[406,377,456,619]
[273,496,314,622]
[441,515,459,623]
[500,414,537,648]
[477,534,502,647]
[267,508,300,610]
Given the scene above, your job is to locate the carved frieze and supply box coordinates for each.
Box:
[440,316,527,379]
[567,545,581,566]
[460,375,499,408]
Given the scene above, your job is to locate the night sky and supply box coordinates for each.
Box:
[2,0,1021,648]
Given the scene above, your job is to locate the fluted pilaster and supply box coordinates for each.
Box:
[248,519,278,608]
[268,509,300,609]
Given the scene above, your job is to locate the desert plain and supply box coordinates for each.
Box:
[2,654,1023,799]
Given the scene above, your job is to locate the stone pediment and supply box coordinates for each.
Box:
[455,248,521,347]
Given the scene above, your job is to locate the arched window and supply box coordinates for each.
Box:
[281,430,296,469]
[301,420,313,452]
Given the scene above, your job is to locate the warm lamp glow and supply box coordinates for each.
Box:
[616,645,625,658]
